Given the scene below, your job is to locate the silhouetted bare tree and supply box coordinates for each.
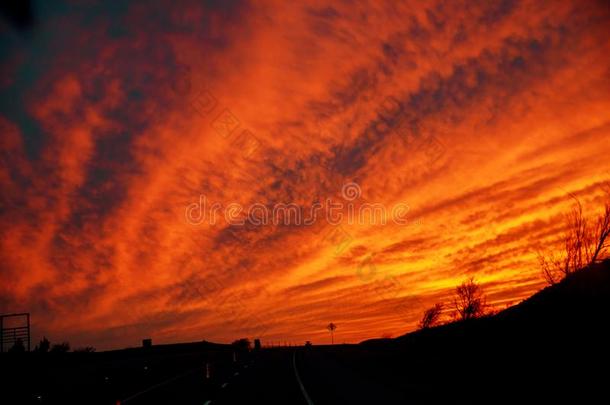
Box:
[539,188,610,284]
[590,187,610,263]
[453,278,486,321]
[50,342,70,353]
[33,336,50,353]
[327,322,336,344]
[418,303,443,329]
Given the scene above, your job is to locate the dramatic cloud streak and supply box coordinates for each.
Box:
[1,0,609,349]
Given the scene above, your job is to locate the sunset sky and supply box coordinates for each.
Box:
[1,0,609,350]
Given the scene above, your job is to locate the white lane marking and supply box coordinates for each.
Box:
[234,372,239,376]
[292,351,314,405]
[221,382,228,388]
[203,401,212,405]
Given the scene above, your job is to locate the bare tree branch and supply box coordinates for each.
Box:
[590,187,610,263]
[539,185,610,285]
[418,303,443,329]
[453,278,486,321]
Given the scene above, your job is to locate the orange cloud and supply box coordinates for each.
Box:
[1,0,609,349]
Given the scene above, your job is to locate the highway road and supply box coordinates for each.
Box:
[119,347,411,405]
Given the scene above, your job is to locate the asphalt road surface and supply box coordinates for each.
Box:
[119,347,411,405]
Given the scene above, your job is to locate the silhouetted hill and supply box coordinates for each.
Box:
[497,257,610,325]
[357,259,610,403]
[363,258,610,346]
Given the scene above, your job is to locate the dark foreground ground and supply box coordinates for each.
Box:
[3,260,609,404]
